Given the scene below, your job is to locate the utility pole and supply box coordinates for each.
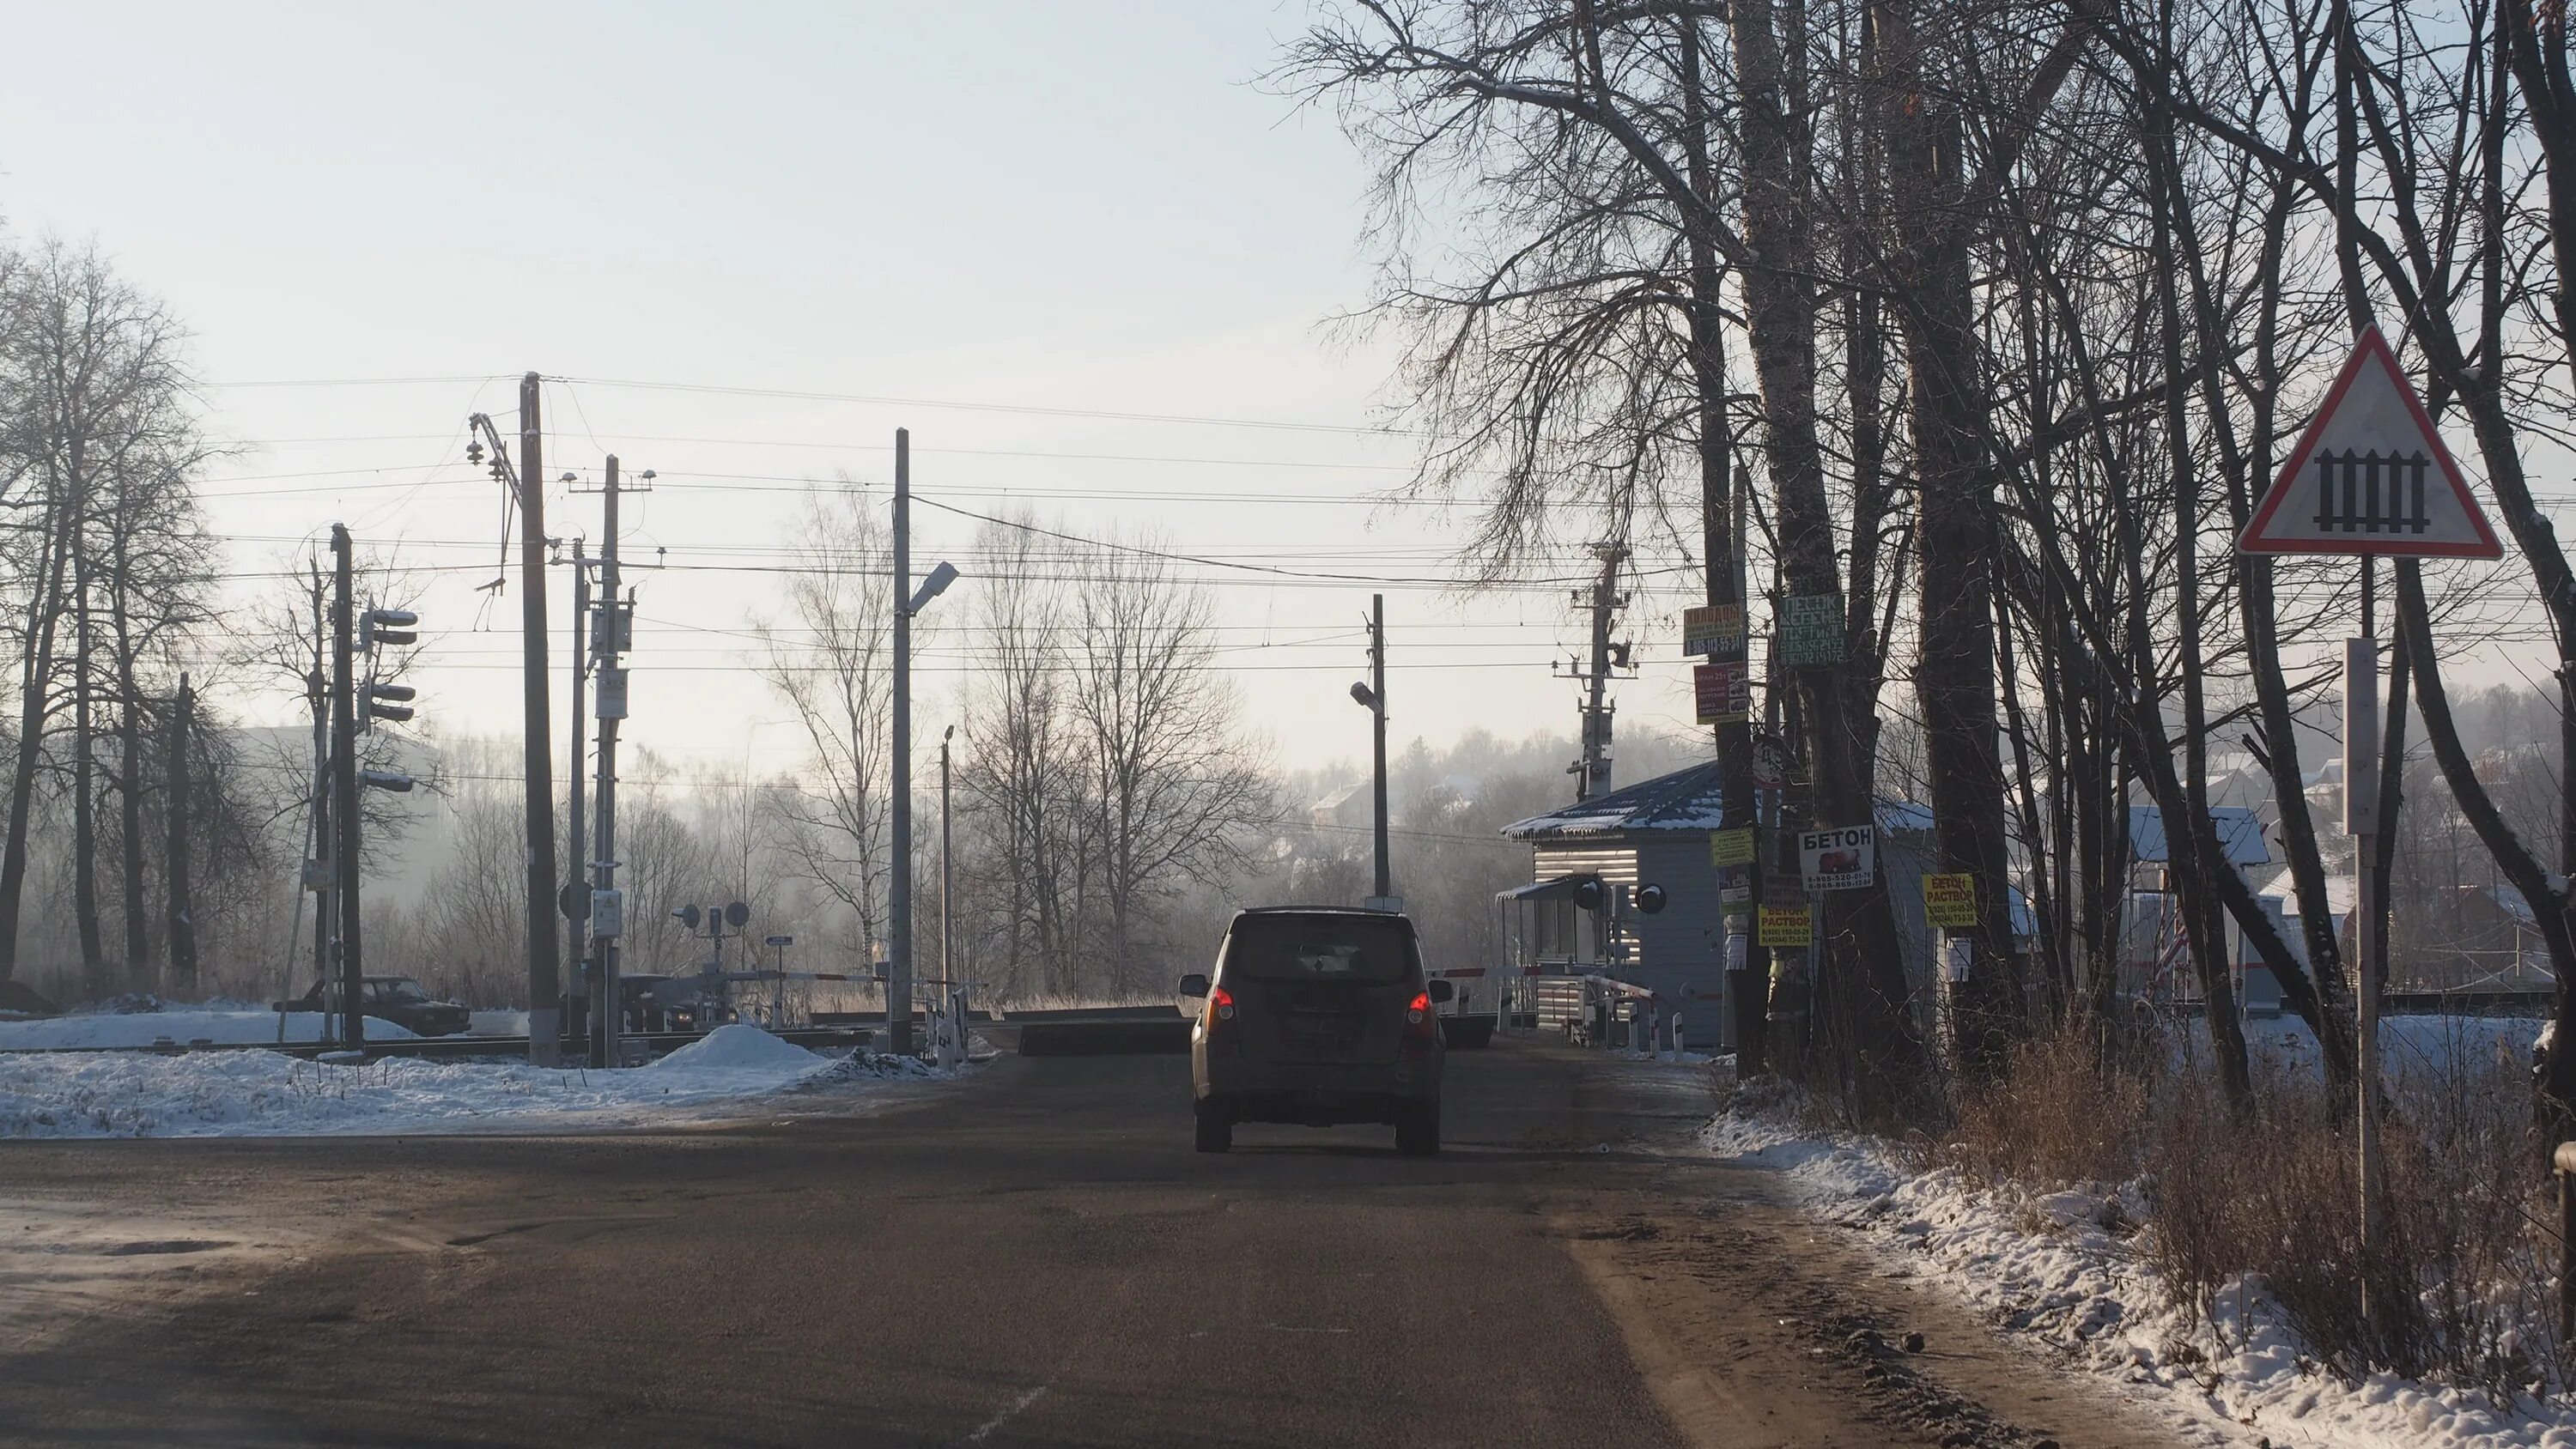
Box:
[940,724,954,995]
[890,429,915,1054]
[1369,593,1390,901]
[591,457,635,1070]
[1569,543,1628,802]
[330,525,364,1050]
[163,674,193,993]
[305,560,332,1011]
[516,373,561,1065]
[164,674,196,993]
[566,537,590,1048]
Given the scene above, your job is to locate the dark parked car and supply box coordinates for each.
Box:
[1182,907,1449,1156]
[280,976,471,1038]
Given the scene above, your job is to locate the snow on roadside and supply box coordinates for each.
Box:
[1706,1098,2576,1449]
[0,1009,420,1050]
[0,1025,959,1139]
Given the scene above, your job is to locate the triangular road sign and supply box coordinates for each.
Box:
[2239,326,2503,559]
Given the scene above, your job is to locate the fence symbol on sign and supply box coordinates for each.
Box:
[2239,325,2501,559]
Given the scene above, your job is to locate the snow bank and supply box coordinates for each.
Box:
[650,1022,818,1072]
[1707,1096,2576,1449]
[0,1009,419,1050]
[0,1028,951,1140]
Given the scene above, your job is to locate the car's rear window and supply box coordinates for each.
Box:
[1222,915,1413,984]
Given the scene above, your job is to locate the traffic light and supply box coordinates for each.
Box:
[361,682,416,728]
[360,608,417,652]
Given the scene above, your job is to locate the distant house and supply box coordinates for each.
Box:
[1496,762,1956,1049]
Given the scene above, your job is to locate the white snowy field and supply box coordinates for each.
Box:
[0,1024,957,1139]
[1709,1028,2576,1449]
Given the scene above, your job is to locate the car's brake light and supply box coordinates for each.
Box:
[1208,985,1236,1024]
[1405,990,1435,1040]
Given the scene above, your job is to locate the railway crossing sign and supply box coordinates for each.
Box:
[2239,326,2502,558]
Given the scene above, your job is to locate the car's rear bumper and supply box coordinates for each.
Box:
[1196,1052,1440,1124]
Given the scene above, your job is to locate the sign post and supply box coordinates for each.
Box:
[2238,324,2501,1331]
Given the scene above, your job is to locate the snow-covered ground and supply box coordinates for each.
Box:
[1709,1081,2576,1449]
[0,1024,960,1139]
[0,1008,421,1050]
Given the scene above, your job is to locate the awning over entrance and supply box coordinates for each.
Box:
[1495,875,1587,903]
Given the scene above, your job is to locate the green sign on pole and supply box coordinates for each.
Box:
[1781,593,1845,668]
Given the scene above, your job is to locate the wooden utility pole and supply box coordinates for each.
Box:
[517,373,562,1065]
[164,673,196,992]
[1571,545,1625,803]
[330,525,364,1049]
[1370,593,1390,901]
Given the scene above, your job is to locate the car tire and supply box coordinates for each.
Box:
[1194,1100,1232,1154]
[1395,1103,1440,1157]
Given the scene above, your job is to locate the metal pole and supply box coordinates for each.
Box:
[2346,634,2382,1330]
[1371,592,1390,901]
[518,373,562,1066]
[941,725,954,995]
[164,674,196,992]
[330,525,365,1050]
[595,458,623,1070]
[567,546,589,1057]
[890,428,914,1053]
[306,561,331,1026]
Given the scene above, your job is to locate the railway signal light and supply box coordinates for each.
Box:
[361,682,416,728]
[360,608,417,652]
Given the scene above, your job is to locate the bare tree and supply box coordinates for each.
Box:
[755,482,897,955]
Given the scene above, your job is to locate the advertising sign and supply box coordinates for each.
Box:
[1709,827,1756,868]
[1921,873,1978,930]
[1692,661,1748,724]
[1758,905,1813,948]
[1781,594,1845,667]
[1681,603,1746,658]
[1798,824,1875,890]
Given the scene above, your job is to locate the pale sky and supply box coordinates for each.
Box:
[0,3,2549,799]
[0,1,1726,790]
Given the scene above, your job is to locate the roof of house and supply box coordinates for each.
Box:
[1501,761,1932,842]
[2129,805,2272,867]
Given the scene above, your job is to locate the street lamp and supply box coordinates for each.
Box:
[889,427,959,1055]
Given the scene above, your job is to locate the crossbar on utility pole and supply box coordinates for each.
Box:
[517,373,562,1066]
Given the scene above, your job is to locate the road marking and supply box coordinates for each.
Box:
[964,1383,1048,1444]
[1261,1323,1351,1334]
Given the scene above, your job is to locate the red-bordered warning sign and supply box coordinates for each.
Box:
[2239,326,2503,559]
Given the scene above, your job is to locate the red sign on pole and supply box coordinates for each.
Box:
[2239,326,2503,559]
[1694,660,1748,724]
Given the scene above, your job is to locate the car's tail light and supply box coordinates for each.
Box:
[1206,985,1236,1025]
[1404,991,1436,1040]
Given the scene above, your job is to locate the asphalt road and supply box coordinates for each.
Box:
[0,1039,2185,1449]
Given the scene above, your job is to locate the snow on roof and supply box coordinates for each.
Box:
[1501,761,1935,841]
[2129,805,2271,867]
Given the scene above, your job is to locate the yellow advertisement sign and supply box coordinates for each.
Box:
[1922,873,1978,930]
[1709,827,1756,868]
[1757,905,1812,949]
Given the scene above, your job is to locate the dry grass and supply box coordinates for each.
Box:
[1940,1016,2565,1397]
